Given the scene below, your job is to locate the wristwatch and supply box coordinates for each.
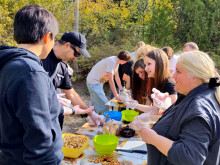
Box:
[70,107,75,115]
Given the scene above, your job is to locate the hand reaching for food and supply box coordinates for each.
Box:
[151,88,172,110]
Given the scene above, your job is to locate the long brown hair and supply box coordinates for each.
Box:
[146,49,171,94]
[131,58,148,104]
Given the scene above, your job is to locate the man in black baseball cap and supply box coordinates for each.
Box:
[42,31,105,129]
[61,31,90,58]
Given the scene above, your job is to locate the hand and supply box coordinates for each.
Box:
[115,95,121,101]
[151,88,171,110]
[74,105,94,115]
[123,100,138,109]
[135,112,151,123]
[119,91,130,101]
[129,120,149,131]
[89,111,105,126]
[140,127,158,145]
[57,93,71,107]
[158,109,165,115]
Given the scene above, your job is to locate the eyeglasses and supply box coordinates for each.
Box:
[70,44,81,57]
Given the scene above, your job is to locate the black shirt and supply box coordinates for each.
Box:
[148,80,177,103]
[42,50,72,90]
[115,60,133,88]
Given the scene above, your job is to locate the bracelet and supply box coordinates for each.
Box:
[70,107,75,115]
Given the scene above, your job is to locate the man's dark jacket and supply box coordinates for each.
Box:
[0,46,63,165]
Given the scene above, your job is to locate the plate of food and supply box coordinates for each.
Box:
[62,133,90,158]
[80,153,127,165]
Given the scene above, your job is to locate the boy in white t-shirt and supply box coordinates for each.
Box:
[86,51,131,114]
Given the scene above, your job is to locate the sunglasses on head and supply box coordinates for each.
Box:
[70,44,81,57]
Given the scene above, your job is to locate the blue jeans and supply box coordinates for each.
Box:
[86,82,109,114]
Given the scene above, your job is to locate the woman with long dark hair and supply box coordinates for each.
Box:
[124,49,177,114]
[131,58,149,105]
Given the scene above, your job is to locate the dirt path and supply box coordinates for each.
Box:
[62,80,90,133]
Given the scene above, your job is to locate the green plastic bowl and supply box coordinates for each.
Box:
[122,110,139,122]
[93,134,119,155]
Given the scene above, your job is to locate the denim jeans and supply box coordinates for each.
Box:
[86,82,109,114]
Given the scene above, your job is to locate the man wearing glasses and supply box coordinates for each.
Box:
[42,31,105,129]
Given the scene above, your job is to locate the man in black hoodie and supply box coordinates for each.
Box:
[0,5,63,165]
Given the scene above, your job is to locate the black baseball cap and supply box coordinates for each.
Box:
[61,31,91,57]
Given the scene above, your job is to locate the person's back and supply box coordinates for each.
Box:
[0,5,63,165]
[87,56,118,84]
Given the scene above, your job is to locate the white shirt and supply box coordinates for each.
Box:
[130,51,136,61]
[169,55,179,74]
[87,56,119,84]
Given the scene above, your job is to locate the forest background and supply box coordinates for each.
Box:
[0,0,220,81]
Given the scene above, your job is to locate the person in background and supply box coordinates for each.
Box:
[131,51,220,165]
[42,31,104,128]
[131,58,148,105]
[130,41,145,60]
[0,5,63,164]
[183,42,219,80]
[124,49,177,114]
[183,42,199,52]
[162,46,178,74]
[87,51,131,114]
[120,60,134,90]
[134,44,156,63]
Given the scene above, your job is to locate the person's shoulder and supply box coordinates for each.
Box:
[165,79,175,87]
[106,56,117,63]
[108,56,117,60]
[186,86,219,120]
[59,61,68,68]
[6,53,45,75]
[163,79,176,94]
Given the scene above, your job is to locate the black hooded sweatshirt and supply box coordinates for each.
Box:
[0,46,63,165]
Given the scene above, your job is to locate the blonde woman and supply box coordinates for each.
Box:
[130,41,145,60]
[131,51,220,165]
[134,45,156,63]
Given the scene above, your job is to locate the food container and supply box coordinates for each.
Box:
[104,111,122,121]
[121,110,139,122]
[62,133,90,158]
[120,126,135,138]
[93,134,119,155]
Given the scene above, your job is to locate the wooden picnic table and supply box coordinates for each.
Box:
[61,122,148,165]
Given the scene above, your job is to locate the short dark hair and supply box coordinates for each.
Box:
[117,50,131,61]
[14,5,59,44]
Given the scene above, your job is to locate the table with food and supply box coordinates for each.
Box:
[61,109,153,165]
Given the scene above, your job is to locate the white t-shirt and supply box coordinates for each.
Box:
[87,56,119,84]
[130,51,136,61]
[169,55,179,73]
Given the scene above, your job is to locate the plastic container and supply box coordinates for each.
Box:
[93,134,119,155]
[62,133,90,158]
[104,111,122,121]
[121,110,139,122]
